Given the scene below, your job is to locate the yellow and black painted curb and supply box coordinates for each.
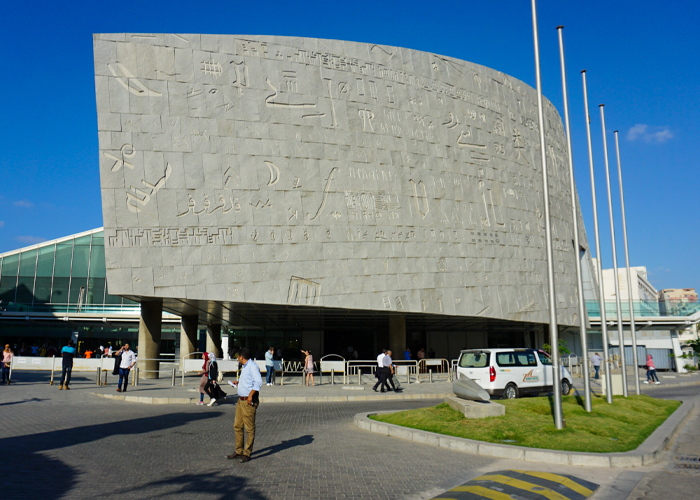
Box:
[433,469,598,500]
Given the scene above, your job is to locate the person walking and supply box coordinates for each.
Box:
[590,352,602,380]
[302,349,314,386]
[644,354,660,385]
[59,340,76,390]
[227,348,262,463]
[196,352,210,405]
[2,345,12,385]
[382,349,398,392]
[373,349,386,391]
[265,346,275,386]
[116,343,136,392]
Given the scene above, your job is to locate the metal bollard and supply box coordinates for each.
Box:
[182,370,185,386]
[358,368,361,385]
[429,369,432,384]
[96,368,101,386]
[407,368,410,385]
[103,370,108,386]
[50,356,55,385]
[331,369,335,385]
[134,367,139,386]
[171,368,176,387]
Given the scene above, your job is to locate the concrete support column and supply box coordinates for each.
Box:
[138,300,162,379]
[389,315,407,359]
[206,323,223,359]
[179,315,198,370]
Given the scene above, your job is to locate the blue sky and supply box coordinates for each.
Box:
[1,0,698,293]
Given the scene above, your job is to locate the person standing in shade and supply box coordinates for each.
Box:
[404,347,412,361]
[301,349,314,386]
[227,348,262,463]
[265,346,275,386]
[116,343,136,392]
[2,345,12,385]
[590,352,602,380]
[59,340,76,390]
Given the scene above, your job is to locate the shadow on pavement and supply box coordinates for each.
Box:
[114,471,267,500]
[253,434,314,459]
[3,411,221,500]
[0,397,47,406]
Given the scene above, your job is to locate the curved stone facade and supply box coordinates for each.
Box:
[94,34,589,327]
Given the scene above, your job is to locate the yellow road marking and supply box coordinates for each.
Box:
[512,470,594,497]
[451,485,513,500]
[458,474,569,500]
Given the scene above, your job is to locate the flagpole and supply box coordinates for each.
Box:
[557,26,592,412]
[581,71,613,403]
[599,104,629,397]
[614,130,641,395]
[531,0,563,429]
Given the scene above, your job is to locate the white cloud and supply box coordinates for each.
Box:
[13,200,34,208]
[16,236,47,245]
[626,124,673,143]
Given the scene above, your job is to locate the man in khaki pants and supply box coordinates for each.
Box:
[227,348,262,463]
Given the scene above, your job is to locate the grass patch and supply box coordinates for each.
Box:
[370,394,680,453]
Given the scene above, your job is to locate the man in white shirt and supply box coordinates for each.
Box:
[372,349,386,391]
[116,344,136,392]
[382,350,399,392]
[590,353,602,380]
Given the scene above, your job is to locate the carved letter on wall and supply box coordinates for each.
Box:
[108,62,162,97]
[409,179,429,219]
[307,167,338,221]
[287,276,321,305]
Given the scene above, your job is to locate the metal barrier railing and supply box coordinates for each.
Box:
[417,359,452,382]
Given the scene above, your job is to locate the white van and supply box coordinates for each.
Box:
[456,348,573,399]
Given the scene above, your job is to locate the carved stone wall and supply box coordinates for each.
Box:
[94,34,590,327]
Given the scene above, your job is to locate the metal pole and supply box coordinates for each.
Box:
[96,367,101,386]
[614,130,641,395]
[531,0,563,429]
[581,71,613,403]
[50,355,55,385]
[331,368,335,385]
[599,105,628,397]
[171,368,176,387]
[557,26,592,412]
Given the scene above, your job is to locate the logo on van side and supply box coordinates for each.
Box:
[523,370,539,382]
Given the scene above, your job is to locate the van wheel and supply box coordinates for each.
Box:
[503,384,518,399]
[561,380,572,396]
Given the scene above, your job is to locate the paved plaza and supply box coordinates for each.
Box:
[2,372,699,500]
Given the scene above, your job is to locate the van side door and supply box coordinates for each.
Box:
[516,351,542,392]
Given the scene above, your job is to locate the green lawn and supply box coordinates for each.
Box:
[370,394,681,453]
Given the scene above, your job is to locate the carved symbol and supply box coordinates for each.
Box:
[370,44,396,60]
[172,34,189,42]
[127,163,171,213]
[288,208,298,220]
[265,78,316,108]
[264,161,280,186]
[283,70,298,92]
[307,167,338,221]
[108,62,161,97]
[224,167,240,188]
[250,199,272,209]
[230,59,248,94]
[358,109,375,132]
[292,177,302,189]
[177,195,196,217]
[442,112,460,129]
[408,179,429,219]
[287,276,321,306]
[457,129,486,149]
[513,127,529,164]
[324,78,338,127]
[201,59,222,77]
[331,211,341,220]
[105,144,135,172]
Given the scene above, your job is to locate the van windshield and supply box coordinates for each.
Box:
[459,352,489,368]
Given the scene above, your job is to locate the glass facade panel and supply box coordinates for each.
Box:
[87,235,106,305]
[34,244,56,304]
[69,235,91,305]
[0,253,20,304]
[16,249,38,303]
[52,241,73,304]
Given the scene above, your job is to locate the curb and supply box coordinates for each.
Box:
[90,392,452,404]
[354,400,695,468]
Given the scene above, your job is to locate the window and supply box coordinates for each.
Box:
[537,351,552,365]
[459,352,489,368]
[496,352,518,367]
[516,352,538,367]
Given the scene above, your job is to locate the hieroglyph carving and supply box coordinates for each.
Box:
[287,276,321,305]
[126,163,172,213]
[108,63,161,97]
[409,179,429,218]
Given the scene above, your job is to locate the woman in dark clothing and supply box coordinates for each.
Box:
[204,352,220,406]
